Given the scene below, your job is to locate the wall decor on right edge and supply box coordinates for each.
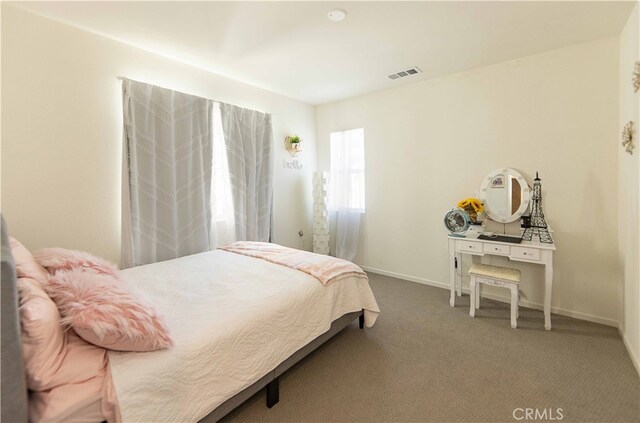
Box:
[622,121,635,155]
[633,61,640,93]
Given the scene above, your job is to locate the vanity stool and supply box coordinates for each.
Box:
[469,263,521,328]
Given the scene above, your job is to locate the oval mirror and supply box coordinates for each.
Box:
[479,168,530,223]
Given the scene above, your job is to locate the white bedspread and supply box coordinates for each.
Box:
[108,250,380,422]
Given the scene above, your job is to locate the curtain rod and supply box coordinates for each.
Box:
[115,76,272,116]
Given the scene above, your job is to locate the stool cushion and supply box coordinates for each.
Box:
[469,263,521,282]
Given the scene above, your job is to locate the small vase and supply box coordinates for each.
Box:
[461,206,477,223]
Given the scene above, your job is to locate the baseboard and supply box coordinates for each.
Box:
[361,266,618,327]
[473,291,618,327]
[618,326,640,376]
[360,266,450,290]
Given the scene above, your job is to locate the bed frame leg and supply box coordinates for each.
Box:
[359,313,364,329]
[266,378,279,408]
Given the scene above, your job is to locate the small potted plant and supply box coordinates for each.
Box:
[286,135,302,156]
[289,135,301,149]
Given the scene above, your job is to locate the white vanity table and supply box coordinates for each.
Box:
[448,168,556,330]
[448,228,556,330]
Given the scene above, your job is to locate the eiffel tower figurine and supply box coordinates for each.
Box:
[522,171,553,244]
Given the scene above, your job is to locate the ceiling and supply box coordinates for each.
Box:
[9,1,636,105]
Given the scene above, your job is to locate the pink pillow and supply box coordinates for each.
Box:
[17,277,67,391]
[34,247,120,278]
[29,331,112,423]
[11,238,115,421]
[10,237,49,283]
[9,237,65,390]
[45,269,173,352]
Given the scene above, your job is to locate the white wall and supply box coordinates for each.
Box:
[2,5,634,338]
[317,38,620,325]
[618,3,640,373]
[1,5,316,264]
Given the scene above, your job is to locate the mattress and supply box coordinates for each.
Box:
[108,250,380,422]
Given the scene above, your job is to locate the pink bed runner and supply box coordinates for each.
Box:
[220,241,367,286]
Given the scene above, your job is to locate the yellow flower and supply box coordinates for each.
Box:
[457,198,484,213]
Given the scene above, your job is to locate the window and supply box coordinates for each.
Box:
[211,102,234,222]
[329,128,365,212]
[210,102,236,246]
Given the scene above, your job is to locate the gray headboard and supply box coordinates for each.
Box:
[1,216,29,422]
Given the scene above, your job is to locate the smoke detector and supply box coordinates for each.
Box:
[388,67,422,80]
[328,9,347,22]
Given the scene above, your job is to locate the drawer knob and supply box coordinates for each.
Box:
[495,247,499,250]
[523,252,527,255]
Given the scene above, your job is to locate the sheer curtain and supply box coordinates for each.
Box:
[219,103,274,242]
[121,79,213,267]
[329,128,365,261]
[210,102,236,247]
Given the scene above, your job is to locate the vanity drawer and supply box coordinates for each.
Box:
[484,244,510,255]
[511,246,540,261]
[457,240,483,254]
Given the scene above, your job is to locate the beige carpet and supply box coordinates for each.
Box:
[221,273,640,423]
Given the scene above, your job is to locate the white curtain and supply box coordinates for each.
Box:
[219,103,274,242]
[329,128,365,261]
[335,211,361,261]
[210,102,236,247]
[121,79,213,267]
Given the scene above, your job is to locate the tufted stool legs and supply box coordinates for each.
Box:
[468,264,521,329]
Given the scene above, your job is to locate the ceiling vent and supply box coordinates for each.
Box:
[387,67,422,80]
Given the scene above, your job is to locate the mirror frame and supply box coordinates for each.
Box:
[479,168,530,223]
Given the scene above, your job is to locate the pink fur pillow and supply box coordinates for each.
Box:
[44,269,173,352]
[34,247,120,278]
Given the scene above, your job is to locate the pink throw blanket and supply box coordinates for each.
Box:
[220,242,367,286]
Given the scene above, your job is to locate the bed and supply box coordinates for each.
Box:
[0,217,380,422]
